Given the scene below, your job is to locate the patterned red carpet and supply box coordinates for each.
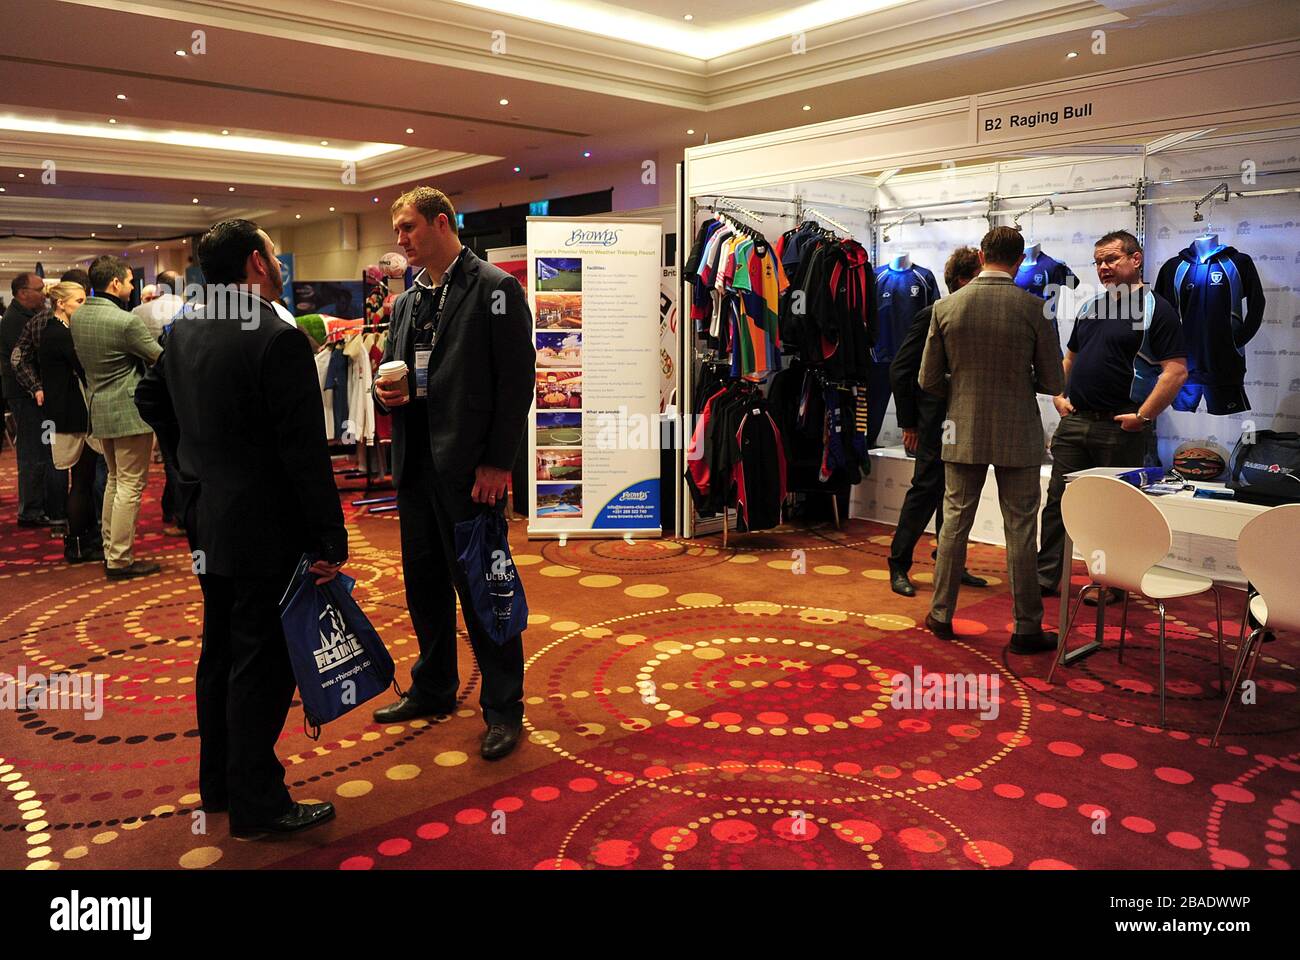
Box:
[1,450,1297,871]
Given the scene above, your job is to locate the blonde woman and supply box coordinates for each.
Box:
[11,281,104,563]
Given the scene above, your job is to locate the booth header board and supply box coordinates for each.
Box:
[526,218,663,538]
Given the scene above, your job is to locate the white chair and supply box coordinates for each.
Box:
[1213,503,1300,746]
[1047,475,1224,727]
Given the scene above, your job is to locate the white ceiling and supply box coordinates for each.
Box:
[2,0,1298,285]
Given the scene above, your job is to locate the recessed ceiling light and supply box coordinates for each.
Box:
[108,118,116,124]
[116,94,127,100]
[221,129,229,135]
[116,223,123,228]
[405,127,414,134]
[513,166,521,173]
[17,173,24,178]
[684,14,694,21]
[228,186,235,192]
[295,214,302,219]
[583,151,591,158]
[499,98,509,106]
[175,50,186,56]
[802,104,812,111]
[687,128,695,135]
[90,232,95,237]
[320,140,329,146]
[329,206,336,212]
[155,245,160,250]
[191,197,198,203]
[1067,51,1078,59]
[372,196,379,202]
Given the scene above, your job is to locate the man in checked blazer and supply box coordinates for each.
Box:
[918,227,1065,653]
[74,256,163,579]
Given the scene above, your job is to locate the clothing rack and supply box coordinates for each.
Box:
[803,206,854,236]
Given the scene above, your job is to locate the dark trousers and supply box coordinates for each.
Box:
[1037,412,1153,588]
[889,439,946,572]
[66,447,99,539]
[196,566,298,828]
[161,460,183,525]
[397,449,524,726]
[11,395,67,521]
[866,361,893,448]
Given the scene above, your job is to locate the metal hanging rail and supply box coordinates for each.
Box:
[803,206,854,235]
[1144,166,1300,187]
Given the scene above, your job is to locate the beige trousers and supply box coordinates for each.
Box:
[100,433,153,570]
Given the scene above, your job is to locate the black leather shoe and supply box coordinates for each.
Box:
[960,570,988,588]
[1010,631,1059,654]
[924,614,955,641]
[481,722,523,760]
[17,514,53,528]
[1040,583,1060,597]
[105,560,160,579]
[231,801,335,838]
[889,566,916,597]
[372,695,454,723]
[1083,587,1124,607]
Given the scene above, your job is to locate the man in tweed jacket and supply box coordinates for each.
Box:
[73,256,163,578]
[918,227,1065,652]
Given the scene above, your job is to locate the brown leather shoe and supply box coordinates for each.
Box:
[924,614,955,641]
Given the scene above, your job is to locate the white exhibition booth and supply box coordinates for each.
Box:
[676,40,1300,584]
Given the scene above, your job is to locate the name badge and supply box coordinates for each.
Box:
[415,347,432,399]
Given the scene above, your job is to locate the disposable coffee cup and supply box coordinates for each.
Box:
[377,360,409,404]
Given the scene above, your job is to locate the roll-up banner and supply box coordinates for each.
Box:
[526,217,663,538]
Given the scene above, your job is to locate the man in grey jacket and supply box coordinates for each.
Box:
[919,227,1065,653]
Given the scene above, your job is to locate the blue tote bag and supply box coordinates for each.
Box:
[454,509,529,645]
[280,555,399,739]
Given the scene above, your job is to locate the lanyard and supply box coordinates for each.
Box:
[414,249,463,336]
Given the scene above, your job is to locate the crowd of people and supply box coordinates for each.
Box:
[0,207,1188,841]
[1,260,189,574]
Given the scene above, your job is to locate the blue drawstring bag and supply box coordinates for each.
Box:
[454,509,529,645]
[280,555,399,739]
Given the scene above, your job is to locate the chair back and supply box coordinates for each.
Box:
[1060,475,1172,593]
[1236,503,1300,633]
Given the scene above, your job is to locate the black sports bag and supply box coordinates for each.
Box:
[1227,430,1300,505]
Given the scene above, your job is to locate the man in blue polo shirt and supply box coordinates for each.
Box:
[1038,230,1188,601]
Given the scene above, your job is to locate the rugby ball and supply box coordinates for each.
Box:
[1172,443,1228,481]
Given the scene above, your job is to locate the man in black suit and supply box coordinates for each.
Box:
[887,247,988,598]
[135,219,347,838]
[370,187,536,761]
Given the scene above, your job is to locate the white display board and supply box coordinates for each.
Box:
[526,217,663,537]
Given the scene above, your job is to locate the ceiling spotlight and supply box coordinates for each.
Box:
[372,196,379,203]
[295,214,302,219]
[320,140,329,145]
[228,186,235,192]
[405,127,414,134]
[329,206,336,212]
[191,197,198,203]
[499,98,509,106]
[687,128,695,135]
[583,151,592,158]
[802,104,812,111]
[1067,51,1078,59]
[684,14,694,21]
[175,50,186,56]
[155,245,160,250]
[0,187,5,192]
[116,223,122,228]
[221,129,229,135]
[116,93,127,100]
[90,232,95,237]
[108,118,117,124]
[17,173,24,178]
[513,166,521,173]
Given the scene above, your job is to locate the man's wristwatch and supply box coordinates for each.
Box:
[1136,414,1152,426]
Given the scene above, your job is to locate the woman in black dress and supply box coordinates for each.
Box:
[11,281,104,563]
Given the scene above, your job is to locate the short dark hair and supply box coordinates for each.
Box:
[391,186,457,232]
[89,255,130,294]
[944,246,981,291]
[1095,230,1141,255]
[156,270,182,295]
[197,219,266,285]
[10,272,41,297]
[980,227,1024,266]
[60,268,91,290]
